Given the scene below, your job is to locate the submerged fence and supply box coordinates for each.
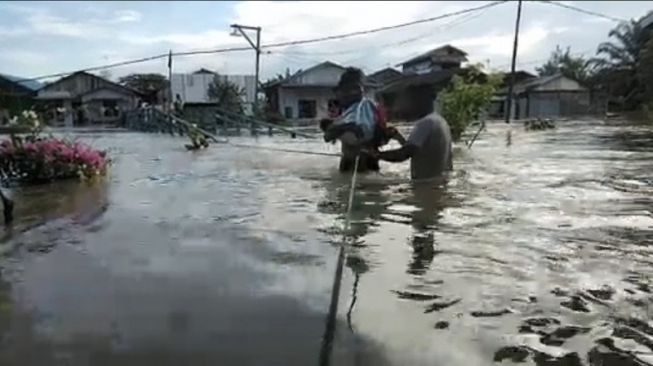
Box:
[125,106,317,140]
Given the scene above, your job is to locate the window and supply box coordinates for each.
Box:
[102,100,119,118]
[297,99,316,118]
[284,106,293,119]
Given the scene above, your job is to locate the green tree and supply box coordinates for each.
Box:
[639,36,653,99]
[591,20,652,110]
[639,36,653,121]
[536,45,590,83]
[118,73,168,95]
[438,66,502,141]
[207,76,245,114]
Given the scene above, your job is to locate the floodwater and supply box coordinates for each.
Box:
[0,120,652,366]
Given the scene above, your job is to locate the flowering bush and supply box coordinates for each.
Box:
[0,110,109,184]
[8,110,42,139]
[0,138,109,184]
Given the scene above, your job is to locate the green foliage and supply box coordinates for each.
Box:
[536,45,590,83]
[638,36,653,105]
[207,76,245,114]
[438,66,502,141]
[590,20,652,110]
[8,110,42,142]
[0,111,109,184]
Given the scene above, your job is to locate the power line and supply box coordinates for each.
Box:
[269,6,495,69]
[14,0,508,83]
[15,46,254,83]
[260,1,508,50]
[536,1,626,23]
[276,7,487,59]
[493,48,593,70]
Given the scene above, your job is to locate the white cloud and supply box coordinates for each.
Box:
[114,10,142,23]
[2,5,143,39]
[3,1,651,80]
[0,49,48,67]
[123,30,238,50]
[231,1,465,45]
[0,26,29,37]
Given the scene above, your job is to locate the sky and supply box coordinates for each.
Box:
[0,1,651,83]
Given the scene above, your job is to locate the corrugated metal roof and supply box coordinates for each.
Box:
[397,45,468,67]
[497,74,587,95]
[380,69,458,94]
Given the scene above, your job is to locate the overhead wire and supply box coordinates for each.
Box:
[275,8,485,58]
[12,0,625,85]
[14,0,508,83]
[260,1,508,50]
[535,1,626,23]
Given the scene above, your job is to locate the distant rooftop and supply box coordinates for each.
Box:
[397,45,468,67]
[0,73,43,91]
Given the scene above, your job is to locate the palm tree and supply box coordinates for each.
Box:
[536,45,591,83]
[591,20,652,110]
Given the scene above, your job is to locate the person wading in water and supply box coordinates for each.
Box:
[364,88,453,181]
[319,67,394,173]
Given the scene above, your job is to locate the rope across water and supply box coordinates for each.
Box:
[319,155,360,366]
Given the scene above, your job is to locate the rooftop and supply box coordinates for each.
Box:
[397,45,468,67]
[380,69,458,94]
[497,73,587,95]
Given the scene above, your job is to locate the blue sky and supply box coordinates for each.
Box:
[1,1,651,82]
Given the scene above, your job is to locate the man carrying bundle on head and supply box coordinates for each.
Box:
[319,67,396,173]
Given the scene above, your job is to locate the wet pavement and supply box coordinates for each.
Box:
[0,119,652,365]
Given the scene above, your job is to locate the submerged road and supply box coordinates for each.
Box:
[0,119,652,365]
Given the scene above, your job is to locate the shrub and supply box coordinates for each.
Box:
[438,66,502,141]
[0,110,109,184]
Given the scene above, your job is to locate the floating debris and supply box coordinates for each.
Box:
[424,298,462,313]
[434,321,450,329]
[393,290,441,301]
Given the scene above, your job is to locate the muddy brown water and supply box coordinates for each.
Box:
[0,119,652,366]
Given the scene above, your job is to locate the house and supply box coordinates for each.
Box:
[0,73,42,124]
[377,45,469,121]
[493,74,590,119]
[170,69,256,107]
[367,68,402,87]
[170,69,256,127]
[36,71,140,126]
[379,69,459,121]
[397,45,468,75]
[498,70,537,87]
[263,61,377,122]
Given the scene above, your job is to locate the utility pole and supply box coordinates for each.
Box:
[231,24,262,114]
[504,0,523,124]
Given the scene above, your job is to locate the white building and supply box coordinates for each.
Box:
[263,61,377,121]
[171,69,256,109]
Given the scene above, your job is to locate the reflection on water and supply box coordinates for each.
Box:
[0,120,652,365]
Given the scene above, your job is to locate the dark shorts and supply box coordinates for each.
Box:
[339,154,380,173]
